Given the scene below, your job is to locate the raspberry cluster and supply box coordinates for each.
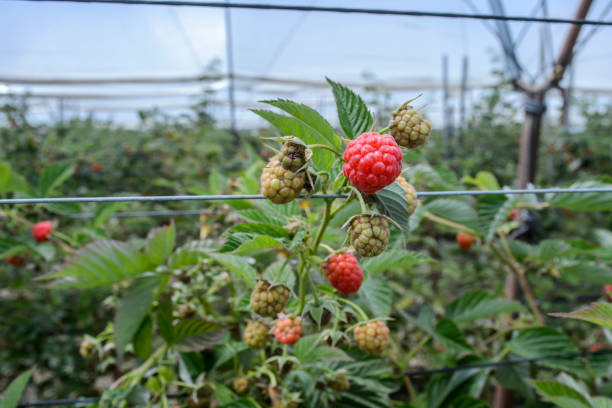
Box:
[274,316,302,345]
[260,155,306,204]
[244,321,269,349]
[348,214,390,257]
[324,252,363,294]
[342,132,402,194]
[396,176,419,216]
[250,280,290,317]
[353,320,390,355]
[389,103,431,149]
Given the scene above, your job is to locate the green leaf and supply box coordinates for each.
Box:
[0,162,29,194]
[426,367,482,408]
[359,277,392,317]
[594,397,612,408]
[426,199,480,233]
[42,240,148,289]
[326,78,373,139]
[529,380,591,408]
[262,99,342,150]
[232,235,285,255]
[167,241,209,269]
[92,202,126,228]
[251,109,334,170]
[219,398,260,408]
[447,396,490,408]
[229,223,289,239]
[114,273,168,358]
[533,239,572,262]
[548,181,612,211]
[294,335,349,363]
[434,319,473,352]
[374,182,410,230]
[39,161,74,196]
[44,202,82,215]
[206,252,257,283]
[143,223,175,268]
[476,195,517,241]
[462,171,500,190]
[595,229,612,247]
[445,290,524,323]
[360,249,428,273]
[0,237,29,258]
[507,327,583,374]
[561,262,612,285]
[172,318,227,352]
[550,302,612,330]
[157,296,174,343]
[0,162,12,193]
[262,260,295,291]
[133,316,154,360]
[237,209,286,226]
[0,369,32,408]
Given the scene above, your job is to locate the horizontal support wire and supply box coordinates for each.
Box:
[0,188,610,205]
[11,0,612,26]
[14,350,612,406]
[404,349,612,377]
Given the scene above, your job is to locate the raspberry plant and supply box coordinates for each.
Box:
[3,79,612,407]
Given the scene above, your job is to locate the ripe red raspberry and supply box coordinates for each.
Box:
[274,316,302,345]
[396,176,419,216]
[7,255,27,267]
[604,285,612,302]
[589,343,607,353]
[353,320,390,355]
[32,221,53,242]
[324,252,363,294]
[244,321,269,349]
[348,214,389,257]
[456,232,475,251]
[250,280,290,317]
[342,132,402,194]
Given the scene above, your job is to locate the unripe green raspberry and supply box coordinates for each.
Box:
[353,320,390,355]
[243,321,269,349]
[280,141,307,172]
[348,214,389,257]
[396,176,419,216]
[329,372,350,392]
[260,155,305,204]
[389,102,431,149]
[232,377,250,395]
[250,280,290,317]
[79,338,96,359]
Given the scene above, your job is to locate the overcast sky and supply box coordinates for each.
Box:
[1,0,611,126]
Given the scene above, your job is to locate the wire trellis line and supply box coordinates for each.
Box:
[0,188,610,205]
[404,349,612,377]
[16,394,184,408]
[11,0,612,26]
[68,209,219,219]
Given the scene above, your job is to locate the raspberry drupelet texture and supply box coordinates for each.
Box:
[342,132,402,194]
[274,316,302,345]
[260,155,305,204]
[279,141,307,172]
[250,280,290,317]
[324,252,363,294]
[348,214,390,257]
[353,320,390,355]
[243,321,270,349]
[389,103,431,149]
[396,176,419,216]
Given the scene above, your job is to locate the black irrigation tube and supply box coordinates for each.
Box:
[11,0,612,26]
[0,188,611,205]
[403,349,612,377]
[14,350,612,406]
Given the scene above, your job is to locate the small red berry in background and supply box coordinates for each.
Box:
[456,232,475,251]
[589,343,607,353]
[274,316,302,345]
[90,162,102,173]
[32,221,53,242]
[509,209,519,220]
[342,132,403,194]
[604,285,612,302]
[7,255,27,267]
[324,252,364,294]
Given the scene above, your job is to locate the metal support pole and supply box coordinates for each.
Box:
[442,54,453,157]
[459,55,468,141]
[224,4,238,140]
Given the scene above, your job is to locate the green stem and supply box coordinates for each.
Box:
[423,211,479,235]
[308,144,342,157]
[306,267,320,306]
[377,126,390,134]
[347,186,368,213]
[312,200,333,254]
[319,243,335,254]
[404,335,430,363]
[336,297,368,321]
[297,256,307,315]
